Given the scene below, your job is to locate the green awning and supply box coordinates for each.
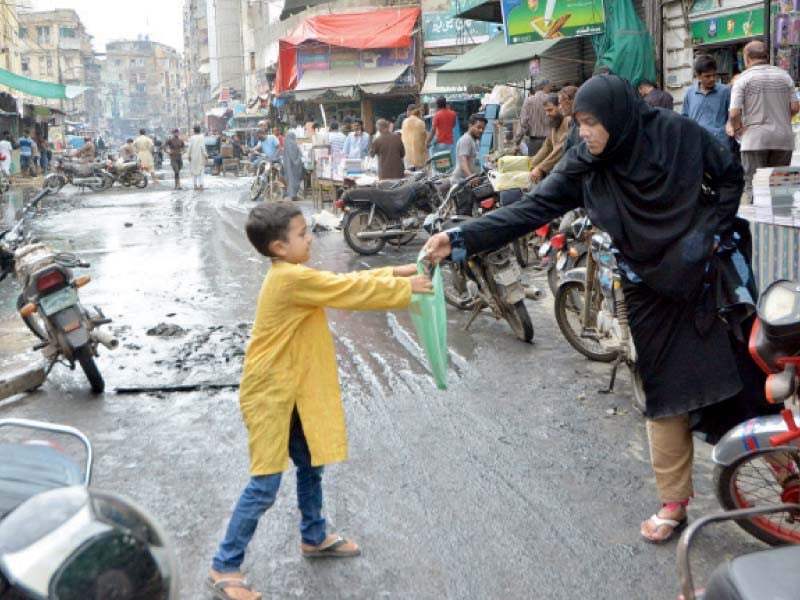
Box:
[435,35,558,88]
[0,67,89,99]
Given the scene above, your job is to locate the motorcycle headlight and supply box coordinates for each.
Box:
[758,280,800,340]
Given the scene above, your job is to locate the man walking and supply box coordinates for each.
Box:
[342,119,370,160]
[188,126,208,191]
[426,96,457,161]
[370,119,405,180]
[134,129,157,184]
[18,130,33,176]
[0,132,12,176]
[729,40,800,202]
[165,129,186,189]
[400,105,427,170]
[514,78,550,156]
[528,95,571,184]
[682,56,730,146]
[451,113,487,185]
[637,80,675,110]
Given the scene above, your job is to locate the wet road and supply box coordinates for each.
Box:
[0,175,765,599]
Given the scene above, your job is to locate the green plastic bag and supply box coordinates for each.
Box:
[408,249,448,390]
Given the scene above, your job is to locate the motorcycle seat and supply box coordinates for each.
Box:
[70,164,96,177]
[703,544,800,600]
[345,183,422,220]
[0,443,83,519]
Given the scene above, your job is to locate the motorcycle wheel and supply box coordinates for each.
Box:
[44,174,65,193]
[75,345,104,394]
[250,169,266,201]
[100,173,114,191]
[343,208,387,255]
[498,298,534,343]
[714,448,800,545]
[132,172,148,188]
[443,264,471,309]
[16,295,48,341]
[548,254,587,296]
[554,280,619,362]
[629,363,646,414]
[513,236,531,268]
[121,179,131,187]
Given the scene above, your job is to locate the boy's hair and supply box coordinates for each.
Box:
[694,54,717,75]
[245,201,303,257]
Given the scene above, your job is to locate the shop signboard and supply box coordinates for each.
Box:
[422,12,492,48]
[297,42,415,77]
[450,0,488,16]
[690,9,764,45]
[500,0,606,45]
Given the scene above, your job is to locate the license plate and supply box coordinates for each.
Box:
[557,253,568,270]
[494,265,520,286]
[39,287,77,316]
[538,241,551,258]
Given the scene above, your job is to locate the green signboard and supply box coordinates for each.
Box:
[423,12,492,48]
[690,9,764,45]
[501,0,606,45]
[450,0,488,16]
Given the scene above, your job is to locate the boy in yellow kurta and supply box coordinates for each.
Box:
[208,202,432,600]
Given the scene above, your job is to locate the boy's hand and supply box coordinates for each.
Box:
[393,264,418,277]
[409,274,433,294]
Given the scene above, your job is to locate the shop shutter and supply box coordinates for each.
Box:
[541,37,596,85]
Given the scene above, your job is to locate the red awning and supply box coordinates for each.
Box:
[274,7,420,94]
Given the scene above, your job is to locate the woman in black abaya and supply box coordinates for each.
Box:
[424,75,785,543]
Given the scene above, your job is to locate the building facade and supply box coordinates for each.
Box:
[0,0,22,79]
[206,0,245,104]
[101,39,183,138]
[183,0,211,128]
[17,9,100,125]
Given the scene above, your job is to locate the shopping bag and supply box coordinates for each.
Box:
[408,249,448,390]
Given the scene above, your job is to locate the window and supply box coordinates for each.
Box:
[21,57,29,71]
[46,55,53,75]
[36,26,50,45]
[250,51,255,71]
[59,27,76,38]
[19,27,27,39]
[38,55,46,74]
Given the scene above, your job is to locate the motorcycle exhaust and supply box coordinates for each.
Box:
[356,229,409,240]
[90,329,118,350]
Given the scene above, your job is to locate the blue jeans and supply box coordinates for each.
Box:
[211,410,326,573]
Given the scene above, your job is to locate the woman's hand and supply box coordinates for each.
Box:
[393,263,418,277]
[423,233,452,264]
[409,274,433,294]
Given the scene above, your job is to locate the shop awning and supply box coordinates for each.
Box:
[292,65,409,100]
[0,67,89,99]
[435,35,558,87]
[420,73,483,103]
[274,7,420,94]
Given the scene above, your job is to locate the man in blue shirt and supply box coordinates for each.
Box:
[251,129,280,162]
[18,130,33,176]
[342,119,370,160]
[682,55,730,146]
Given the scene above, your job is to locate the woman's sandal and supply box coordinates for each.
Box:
[641,514,688,544]
[205,576,262,600]
[302,535,361,558]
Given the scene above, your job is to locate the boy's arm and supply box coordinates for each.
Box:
[289,266,412,310]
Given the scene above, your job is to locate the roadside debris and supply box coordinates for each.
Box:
[146,322,187,337]
[310,209,341,232]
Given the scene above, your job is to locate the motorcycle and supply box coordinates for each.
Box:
[43,157,113,193]
[338,171,447,255]
[552,224,646,410]
[0,188,117,394]
[0,418,178,598]
[540,209,589,295]
[249,157,284,201]
[424,174,534,343]
[105,156,148,188]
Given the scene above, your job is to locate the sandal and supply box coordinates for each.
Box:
[302,535,361,558]
[641,514,688,544]
[205,576,262,600]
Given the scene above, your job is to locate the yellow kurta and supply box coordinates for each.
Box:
[401,115,428,169]
[239,262,412,475]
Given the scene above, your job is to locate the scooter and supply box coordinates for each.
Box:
[44,157,113,193]
[0,418,178,598]
[0,188,117,394]
[424,174,534,343]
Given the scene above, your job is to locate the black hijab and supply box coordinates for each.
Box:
[562,75,707,269]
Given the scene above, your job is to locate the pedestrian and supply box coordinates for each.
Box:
[206,201,431,600]
[426,96,457,162]
[370,118,405,179]
[558,85,580,153]
[96,135,106,159]
[30,137,40,175]
[728,40,800,203]
[514,78,551,156]
[35,133,49,173]
[528,94,571,183]
[164,128,186,189]
[342,119,370,160]
[134,129,158,185]
[637,79,675,110]
[400,105,427,170]
[424,74,785,544]
[0,132,12,175]
[17,130,33,176]
[118,138,136,163]
[681,55,730,147]
[328,121,346,155]
[187,125,208,190]
[282,131,305,199]
[451,113,487,185]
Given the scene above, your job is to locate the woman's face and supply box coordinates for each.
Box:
[575,112,610,156]
[558,93,573,116]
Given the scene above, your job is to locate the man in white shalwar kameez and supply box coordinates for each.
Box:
[187,126,208,190]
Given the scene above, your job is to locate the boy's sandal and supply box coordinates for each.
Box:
[302,535,361,558]
[205,576,262,600]
[641,514,688,544]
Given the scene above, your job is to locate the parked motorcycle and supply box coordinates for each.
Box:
[0,418,178,598]
[424,174,534,343]
[540,209,589,295]
[249,158,284,201]
[338,172,446,255]
[44,157,113,193]
[0,188,117,394]
[553,224,646,410]
[105,157,148,188]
